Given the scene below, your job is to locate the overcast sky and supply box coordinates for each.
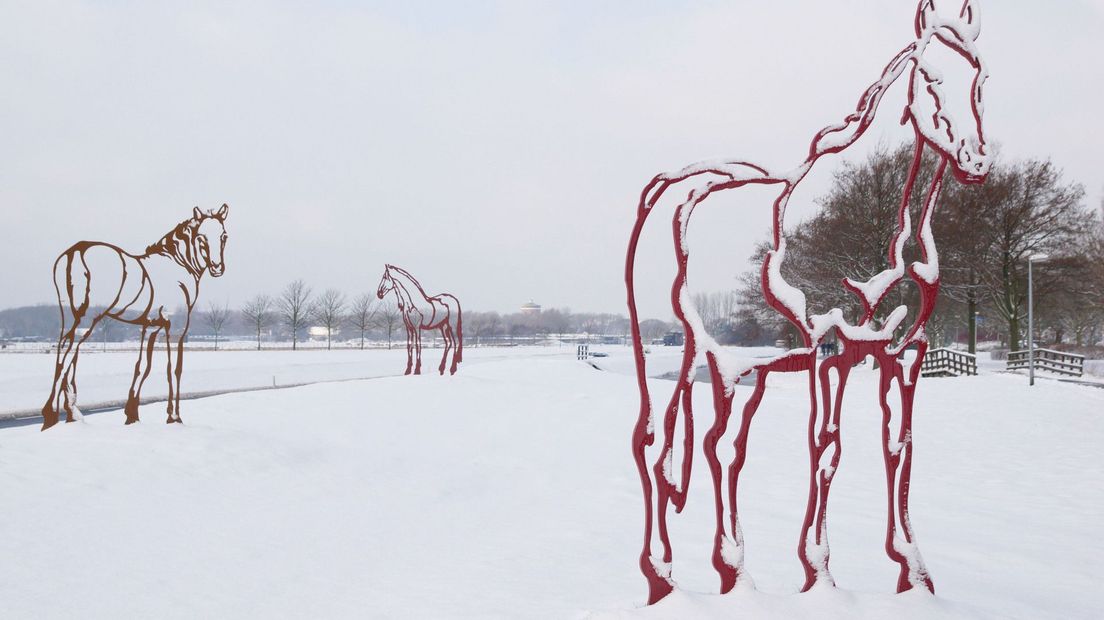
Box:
[2,0,1101,317]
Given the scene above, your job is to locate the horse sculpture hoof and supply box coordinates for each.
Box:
[41,406,59,431]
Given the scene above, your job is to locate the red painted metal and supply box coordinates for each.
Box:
[376,264,463,375]
[627,0,990,603]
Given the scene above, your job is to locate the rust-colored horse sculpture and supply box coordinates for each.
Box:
[376,264,463,375]
[627,0,991,603]
[42,205,230,429]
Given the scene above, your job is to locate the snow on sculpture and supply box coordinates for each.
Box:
[41,205,230,429]
[626,0,991,604]
[376,264,463,375]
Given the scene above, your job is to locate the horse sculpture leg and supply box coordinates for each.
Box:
[124,327,159,424]
[51,315,101,427]
[797,350,853,591]
[43,314,87,428]
[163,325,178,423]
[166,328,187,424]
[438,326,451,375]
[631,414,672,604]
[445,323,459,375]
[412,327,423,375]
[879,348,934,593]
[643,362,696,603]
[43,337,71,428]
[702,355,740,593]
[403,320,416,375]
[703,359,770,594]
[124,326,148,423]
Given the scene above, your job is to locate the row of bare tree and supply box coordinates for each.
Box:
[200,286,669,350]
[202,280,405,350]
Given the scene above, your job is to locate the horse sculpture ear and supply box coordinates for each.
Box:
[193,206,203,220]
[959,0,980,41]
[217,204,229,221]
[914,0,938,37]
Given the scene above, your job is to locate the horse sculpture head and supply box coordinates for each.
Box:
[190,204,229,278]
[376,265,394,300]
[907,0,990,184]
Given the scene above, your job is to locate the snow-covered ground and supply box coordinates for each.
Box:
[1,346,1101,618]
[0,345,574,417]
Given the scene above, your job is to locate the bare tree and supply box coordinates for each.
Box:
[538,308,571,343]
[976,160,1088,349]
[99,316,116,351]
[638,318,671,342]
[374,299,403,350]
[203,302,232,350]
[241,294,273,351]
[279,280,313,350]
[347,293,379,349]
[312,289,346,350]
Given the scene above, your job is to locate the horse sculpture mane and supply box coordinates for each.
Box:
[144,213,222,278]
[627,0,991,605]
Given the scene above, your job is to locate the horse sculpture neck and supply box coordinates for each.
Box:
[144,218,205,281]
[386,268,421,311]
[774,42,924,228]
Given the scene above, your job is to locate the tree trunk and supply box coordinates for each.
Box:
[1009,315,1021,351]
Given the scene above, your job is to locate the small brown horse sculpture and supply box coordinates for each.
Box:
[42,205,229,429]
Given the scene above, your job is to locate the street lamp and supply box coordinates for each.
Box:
[1027,253,1049,386]
[971,311,980,354]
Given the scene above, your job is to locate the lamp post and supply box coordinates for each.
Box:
[1027,253,1049,386]
[971,311,980,354]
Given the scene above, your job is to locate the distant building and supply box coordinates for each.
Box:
[520,301,542,315]
[663,331,684,346]
[308,326,333,339]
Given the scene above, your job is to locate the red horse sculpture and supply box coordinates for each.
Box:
[627,0,991,603]
[42,205,230,429]
[376,264,463,375]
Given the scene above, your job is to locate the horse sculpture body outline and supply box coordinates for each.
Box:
[627,0,991,603]
[376,264,463,375]
[42,205,230,430]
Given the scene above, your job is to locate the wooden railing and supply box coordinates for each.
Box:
[921,348,977,378]
[577,344,590,360]
[1007,348,1084,377]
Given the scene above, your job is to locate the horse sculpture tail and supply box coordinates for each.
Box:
[626,175,669,451]
[453,298,463,364]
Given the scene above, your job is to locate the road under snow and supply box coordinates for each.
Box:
[0,347,1101,618]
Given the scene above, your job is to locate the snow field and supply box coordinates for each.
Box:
[0,348,1101,618]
